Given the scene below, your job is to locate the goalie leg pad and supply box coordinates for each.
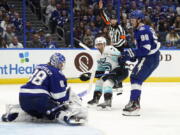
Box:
[1,104,21,122]
[1,104,36,122]
[57,106,88,125]
[57,88,88,125]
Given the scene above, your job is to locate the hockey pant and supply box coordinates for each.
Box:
[130,51,160,85]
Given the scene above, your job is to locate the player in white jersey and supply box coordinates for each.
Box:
[80,37,128,109]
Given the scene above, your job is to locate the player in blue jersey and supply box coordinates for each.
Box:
[119,10,161,116]
[1,53,87,125]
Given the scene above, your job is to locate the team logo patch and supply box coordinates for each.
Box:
[74,52,93,72]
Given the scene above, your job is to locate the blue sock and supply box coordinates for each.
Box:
[130,89,141,100]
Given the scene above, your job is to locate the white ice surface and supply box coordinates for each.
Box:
[0,83,180,135]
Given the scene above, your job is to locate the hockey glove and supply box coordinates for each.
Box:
[80,71,106,81]
[79,72,91,81]
[118,49,136,65]
[101,70,110,81]
[124,48,135,58]
[118,56,126,65]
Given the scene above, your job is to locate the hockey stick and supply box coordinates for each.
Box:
[46,104,65,115]
[77,42,96,97]
[68,73,116,80]
[77,38,120,57]
[77,73,95,97]
[78,69,96,97]
[79,42,91,51]
[74,38,91,51]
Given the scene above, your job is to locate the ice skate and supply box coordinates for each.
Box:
[122,99,140,116]
[87,91,102,107]
[97,99,112,110]
[1,112,18,122]
[97,93,112,110]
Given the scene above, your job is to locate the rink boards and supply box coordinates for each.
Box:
[0,49,179,84]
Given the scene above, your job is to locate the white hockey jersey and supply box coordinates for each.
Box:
[97,45,121,72]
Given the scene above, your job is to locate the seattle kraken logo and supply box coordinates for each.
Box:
[98,58,112,71]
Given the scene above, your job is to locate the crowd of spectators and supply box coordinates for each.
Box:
[0,0,57,48]
[35,0,179,48]
[1,0,180,49]
[0,0,23,48]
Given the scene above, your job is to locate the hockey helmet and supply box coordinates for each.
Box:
[50,53,65,68]
[130,10,145,20]
[95,37,107,46]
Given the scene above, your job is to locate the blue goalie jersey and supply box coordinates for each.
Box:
[131,25,161,58]
[20,64,68,103]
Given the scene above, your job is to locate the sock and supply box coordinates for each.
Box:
[130,89,141,100]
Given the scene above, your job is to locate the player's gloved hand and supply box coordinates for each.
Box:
[79,72,91,81]
[118,49,135,65]
[118,56,126,65]
[129,57,137,62]
[123,48,135,59]
[101,70,110,81]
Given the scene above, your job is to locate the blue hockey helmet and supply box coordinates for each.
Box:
[130,10,145,20]
[50,53,65,68]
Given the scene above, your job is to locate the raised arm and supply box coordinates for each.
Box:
[99,0,111,25]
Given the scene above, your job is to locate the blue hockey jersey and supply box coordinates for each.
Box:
[128,25,161,58]
[20,64,68,103]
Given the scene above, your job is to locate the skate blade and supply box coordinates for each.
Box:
[96,106,111,111]
[87,104,97,108]
[122,109,140,116]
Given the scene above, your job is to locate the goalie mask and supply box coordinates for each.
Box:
[50,53,66,70]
